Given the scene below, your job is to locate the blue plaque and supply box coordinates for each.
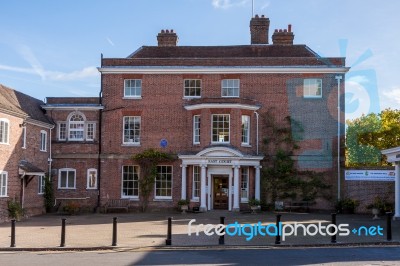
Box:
[160,139,168,148]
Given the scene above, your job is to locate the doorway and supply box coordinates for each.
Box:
[213,175,229,209]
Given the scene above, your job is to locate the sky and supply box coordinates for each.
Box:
[0,0,399,122]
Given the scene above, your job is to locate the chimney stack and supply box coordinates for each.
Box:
[250,14,270,44]
[157,29,178,47]
[272,24,294,45]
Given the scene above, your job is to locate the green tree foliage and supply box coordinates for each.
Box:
[43,176,54,213]
[261,110,330,203]
[346,108,400,166]
[132,149,175,212]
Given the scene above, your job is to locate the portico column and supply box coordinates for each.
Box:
[233,165,240,211]
[255,165,262,201]
[395,163,400,219]
[180,164,187,200]
[200,164,207,212]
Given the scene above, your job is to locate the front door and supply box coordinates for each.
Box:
[213,176,229,209]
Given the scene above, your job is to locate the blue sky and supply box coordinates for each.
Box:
[0,0,399,121]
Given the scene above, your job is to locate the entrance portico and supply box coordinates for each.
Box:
[381,147,400,220]
[179,146,263,212]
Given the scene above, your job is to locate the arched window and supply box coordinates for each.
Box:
[69,113,85,140]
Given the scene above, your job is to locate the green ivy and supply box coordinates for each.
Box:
[132,149,175,212]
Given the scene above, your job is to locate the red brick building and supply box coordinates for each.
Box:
[0,84,53,222]
[1,15,349,219]
[94,15,348,211]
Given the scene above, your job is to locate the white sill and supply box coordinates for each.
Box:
[183,96,201,99]
[190,198,199,203]
[153,198,173,201]
[58,188,76,190]
[211,142,230,145]
[40,150,47,152]
[221,96,239,98]
[121,197,139,201]
[122,143,141,147]
[241,199,249,203]
[86,188,98,190]
[0,195,9,198]
[303,96,322,99]
[241,144,251,147]
[123,96,142,100]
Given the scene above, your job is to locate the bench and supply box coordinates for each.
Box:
[284,201,312,213]
[105,199,130,213]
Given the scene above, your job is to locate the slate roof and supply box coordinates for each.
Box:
[128,45,319,58]
[19,160,45,174]
[0,84,52,125]
[102,44,345,67]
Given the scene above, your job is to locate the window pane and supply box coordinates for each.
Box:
[123,116,141,144]
[221,79,239,97]
[184,79,201,97]
[60,171,67,188]
[67,171,75,188]
[212,115,230,143]
[124,79,142,97]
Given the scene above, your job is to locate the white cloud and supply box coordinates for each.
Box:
[347,75,369,84]
[17,44,46,80]
[212,0,248,9]
[0,63,98,81]
[382,87,400,105]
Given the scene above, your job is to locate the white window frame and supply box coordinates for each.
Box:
[124,79,142,98]
[192,166,200,201]
[303,79,322,98]
[38,175,45,194]
[211,114,230,144]
[68,113,86,141]
[0,118,10,144]
[86,123,95,141]
[22,126,26,149]
[87,168,98,189]
[193,115,201,144]
[121,165,139,198]
[184,79,201,98]
[241,115,250,145]
[58,122,67,141]
[123,116,141,145]
[221,79,240,97]
[40,130,47,152]
[0,171,8,197]
[241,167,249,202]
[58,168,76,189]
[155,165,173,200]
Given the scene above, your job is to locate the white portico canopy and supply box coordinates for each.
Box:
[179,146,263,212]
[381,146,400,219]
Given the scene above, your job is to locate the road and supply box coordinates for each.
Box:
[1,246,400,265]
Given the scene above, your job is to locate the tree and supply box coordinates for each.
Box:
[346,108,400,166]
[132,149,175,212]
[261,109,330,203]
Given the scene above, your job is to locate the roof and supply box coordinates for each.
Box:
[0,84,53,125]
[129,45,319,58]
[102,45,345,68]
[19,160,45,175]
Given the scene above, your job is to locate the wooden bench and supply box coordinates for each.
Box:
[105,199,130,213]
[284,201,311,213]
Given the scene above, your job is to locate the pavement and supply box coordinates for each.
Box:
[0,210,399,250]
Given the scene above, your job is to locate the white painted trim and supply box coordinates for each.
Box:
[98,66,350,74]
[41,106,104,111]
[185,103,260,111]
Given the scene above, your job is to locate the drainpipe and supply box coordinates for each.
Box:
[254,111,260,155]
[335,75,343,201]
[48,126,54,180]
[97,54,103,211]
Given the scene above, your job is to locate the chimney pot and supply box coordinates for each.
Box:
[288,24,292,32]
[272,26,294,45]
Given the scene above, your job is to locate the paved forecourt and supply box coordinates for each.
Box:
[0,211,399,250]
